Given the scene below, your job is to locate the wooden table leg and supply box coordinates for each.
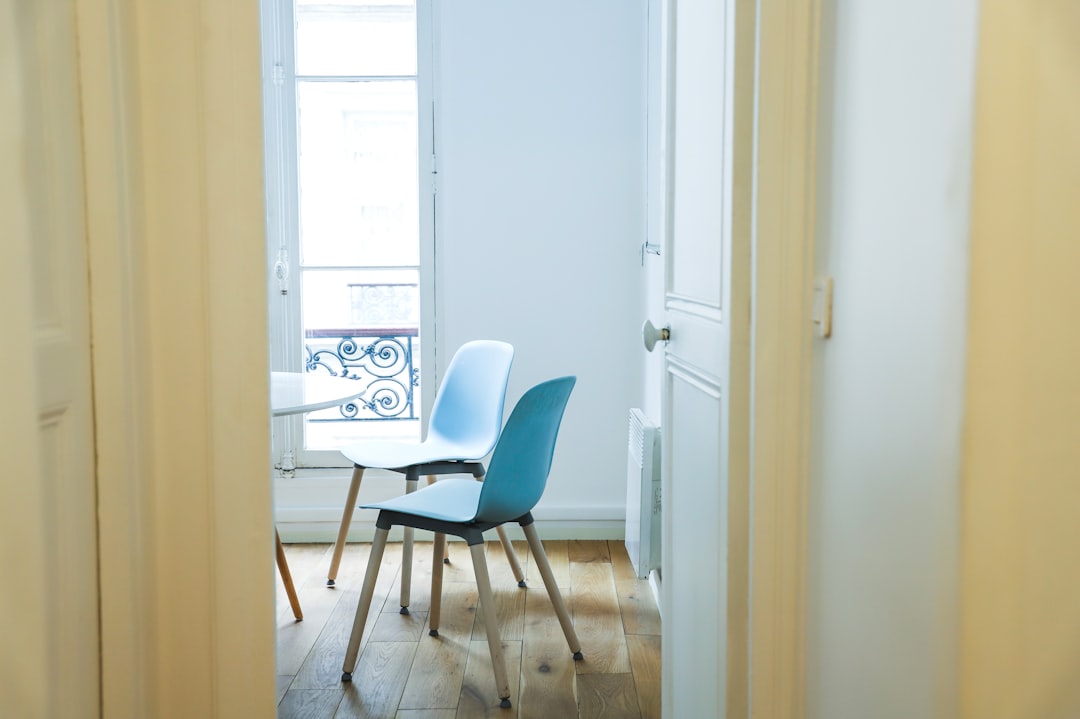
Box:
[276,529,303,621]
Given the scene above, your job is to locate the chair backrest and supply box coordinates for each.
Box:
[426,340,515,454]
[473,376,576,523]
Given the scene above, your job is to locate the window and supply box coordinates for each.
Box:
[261,0,434,472]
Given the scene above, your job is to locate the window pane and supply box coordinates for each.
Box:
[296,0,417,77]
[301,268,419,331]
[297,80,419,267]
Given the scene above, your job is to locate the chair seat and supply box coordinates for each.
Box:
[340,434,489,470]
[362,477,482,524]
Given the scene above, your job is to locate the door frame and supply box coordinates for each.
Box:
[70,0,819,714]
[79,0,277,715]
[650,0,820,715]
[747,0,821,716]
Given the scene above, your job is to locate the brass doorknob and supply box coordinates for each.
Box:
[642,319,670,352]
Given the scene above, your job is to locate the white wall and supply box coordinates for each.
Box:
[434,0,648,531]
[641,0,666,425]
[807,2,978,717]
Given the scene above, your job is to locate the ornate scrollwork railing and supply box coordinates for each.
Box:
[304,328,419,421]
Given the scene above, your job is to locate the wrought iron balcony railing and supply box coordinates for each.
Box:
[304,328,419,421]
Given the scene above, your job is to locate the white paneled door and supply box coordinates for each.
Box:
[658,0,753,716]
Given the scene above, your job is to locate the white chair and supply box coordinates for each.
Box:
[326,339,524,614]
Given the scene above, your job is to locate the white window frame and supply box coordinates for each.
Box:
[260,0,437,474]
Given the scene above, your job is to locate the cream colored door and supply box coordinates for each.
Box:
[1,2,100,716]
[658,0,754,716]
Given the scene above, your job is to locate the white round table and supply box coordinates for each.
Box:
[271,371,366,417]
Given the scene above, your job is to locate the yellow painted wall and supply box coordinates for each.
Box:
[962,2,1080,717]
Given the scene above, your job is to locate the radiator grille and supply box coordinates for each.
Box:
[625,408,661,579]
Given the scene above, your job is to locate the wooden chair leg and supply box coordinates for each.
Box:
[469,542,513,707]
[341,527,389,680]
[275,529,303,621]
[327,465,364,586]
[495,525,526,586]
[429,532,446,636]
[522,523,582,659]
[428,475,451,563]
[399,477,419,612]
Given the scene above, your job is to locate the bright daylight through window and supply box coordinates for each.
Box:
[263,0,429,471]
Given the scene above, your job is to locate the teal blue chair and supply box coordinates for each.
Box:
[340,376,582,708]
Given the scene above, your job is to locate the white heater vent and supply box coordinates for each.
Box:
[625,408,661,579]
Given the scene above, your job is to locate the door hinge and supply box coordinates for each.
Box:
[272,62,285,87]
[273,247,291,295]
[640,240,661,265]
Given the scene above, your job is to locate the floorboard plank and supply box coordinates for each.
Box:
[292,544,404,689]
[369,610,429,643]
[381,539,435,614]
[569,561,631,674]
[277,689,344,719]
[522,580,572,645]
[277,674,294,705]
[606,542,661,636]
[608,541,637,581]
[276,583,348,676]
[440,541,477,582]
[614,578,661,637]
[626,635,661,719]
[525,539,569,587]
[576,673,642,719]
[484,539,529,587]
[398,581,477,710]
[334,641,417,719]
[519,586,578,719]
[455,640,522,719]
[568,539,610,564]
[276,543,335,613]
[471,581,526,642]
[517,639,578,719]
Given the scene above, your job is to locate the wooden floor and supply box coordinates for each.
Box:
[275,539,661,719]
